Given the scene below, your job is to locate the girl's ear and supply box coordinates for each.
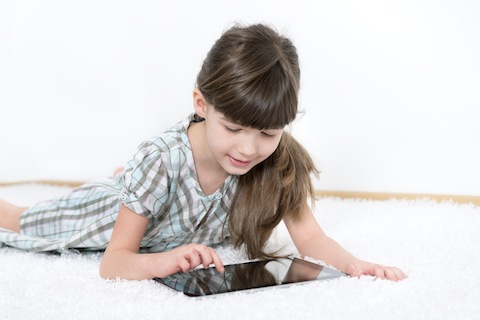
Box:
[193,88,209,118]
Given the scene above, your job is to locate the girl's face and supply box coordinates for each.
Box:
[203,105,284,176]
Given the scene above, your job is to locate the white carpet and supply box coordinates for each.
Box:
[1,184,479,320]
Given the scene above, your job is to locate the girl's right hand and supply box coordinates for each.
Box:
[100,205,225,280]
[156,243,225,277]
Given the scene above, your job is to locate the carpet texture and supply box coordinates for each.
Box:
[1,184,479,320]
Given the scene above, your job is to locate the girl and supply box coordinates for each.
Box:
[0,24,406,281]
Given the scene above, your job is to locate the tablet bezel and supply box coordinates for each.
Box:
[154,256,345,297]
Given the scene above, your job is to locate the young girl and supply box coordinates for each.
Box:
[0,24,406,281]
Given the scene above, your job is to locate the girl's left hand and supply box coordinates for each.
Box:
[346,261,407,281]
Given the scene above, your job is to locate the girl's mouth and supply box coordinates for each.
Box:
[228,156,252,168]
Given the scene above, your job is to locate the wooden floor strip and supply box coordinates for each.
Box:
[315,190,480,206]
[0,180,86,188]
[1,181,478,206]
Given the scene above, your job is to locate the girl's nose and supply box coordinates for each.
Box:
[237,135,257,157]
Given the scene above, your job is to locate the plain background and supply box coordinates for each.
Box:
[1,0,479,196]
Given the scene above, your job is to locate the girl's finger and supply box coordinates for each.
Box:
[384,267,399,281]
[374,266,386,279]
[187,250,202,268]
[176,256,192,273]
[208,248,224,272]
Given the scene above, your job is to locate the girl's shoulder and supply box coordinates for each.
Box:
[143,113,201,153]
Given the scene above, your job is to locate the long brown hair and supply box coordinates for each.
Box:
[196,24,319,259]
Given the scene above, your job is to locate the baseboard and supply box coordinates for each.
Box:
[1,181,478,206]
[315,190,480,206]
[0,180,86,188]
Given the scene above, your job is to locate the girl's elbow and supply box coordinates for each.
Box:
[99,266,109,280]
[99,254,114,280]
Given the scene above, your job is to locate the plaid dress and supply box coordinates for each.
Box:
[0,114,238,253]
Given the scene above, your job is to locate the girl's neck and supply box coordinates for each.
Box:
[188,121,230,196]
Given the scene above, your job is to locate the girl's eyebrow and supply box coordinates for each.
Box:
[219,115,233,121]
[219,116,241,126]
[263,128,283,133]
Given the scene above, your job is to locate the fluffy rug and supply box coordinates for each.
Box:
[1,184,479,320]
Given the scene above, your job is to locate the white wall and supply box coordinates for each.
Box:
[1,0,479,196]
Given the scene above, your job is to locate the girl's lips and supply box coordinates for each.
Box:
[228,156,252,167]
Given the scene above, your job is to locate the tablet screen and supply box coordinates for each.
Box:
[154,257,345,297]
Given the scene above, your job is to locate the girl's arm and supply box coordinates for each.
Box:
[99,204,224,280]
[283,205,406,281]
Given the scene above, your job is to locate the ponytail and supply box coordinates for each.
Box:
[228,132,319,259]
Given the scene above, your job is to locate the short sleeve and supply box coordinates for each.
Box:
[120,141,169,218]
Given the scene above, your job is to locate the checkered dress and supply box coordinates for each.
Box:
[0,114,238,253]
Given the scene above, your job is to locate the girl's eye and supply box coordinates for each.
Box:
[261,132,276,138]
[225,126,240,133]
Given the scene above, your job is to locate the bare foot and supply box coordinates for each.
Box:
[0,199,27,233]
[113,167,124,176]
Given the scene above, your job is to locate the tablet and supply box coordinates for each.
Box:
[154,257,345,297]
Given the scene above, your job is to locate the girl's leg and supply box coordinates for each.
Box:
[0,199,27,233]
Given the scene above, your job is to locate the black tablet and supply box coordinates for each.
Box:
[154,257,345,297]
